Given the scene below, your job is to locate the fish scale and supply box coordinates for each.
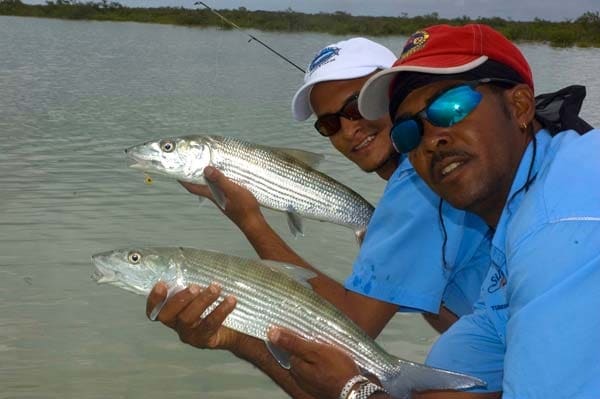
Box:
[92,247,485,398]
[206,136,372,227]
[194,254,405,376]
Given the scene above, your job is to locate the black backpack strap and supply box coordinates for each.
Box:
[534,85,594,135]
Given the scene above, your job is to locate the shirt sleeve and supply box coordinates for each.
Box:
[503,220,600,398]
[425,302,505,393]
[345,166,461,314]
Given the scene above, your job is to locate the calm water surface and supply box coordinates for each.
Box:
[1,16,599,399]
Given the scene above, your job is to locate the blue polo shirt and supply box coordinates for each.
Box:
[426,129,600,396]
[345,155,490,317]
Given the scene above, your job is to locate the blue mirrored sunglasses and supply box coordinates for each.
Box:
[389,78,519,153]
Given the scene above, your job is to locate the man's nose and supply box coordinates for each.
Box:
[421,121,452,151]
[338,117,364,138]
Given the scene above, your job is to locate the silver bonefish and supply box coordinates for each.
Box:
[91,246,485,399]
[125,135,374,242]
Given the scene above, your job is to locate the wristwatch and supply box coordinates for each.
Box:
[339,375,370,399]
[348,381,387,399]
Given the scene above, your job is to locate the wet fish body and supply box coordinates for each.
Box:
[92,246,484,398]
[125,135,374,240]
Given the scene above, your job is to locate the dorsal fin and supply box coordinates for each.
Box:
[258,260,317,288]
[268,147,324,168]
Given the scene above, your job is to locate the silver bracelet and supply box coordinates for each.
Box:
[348,382,388,399]
[339,375,369,399]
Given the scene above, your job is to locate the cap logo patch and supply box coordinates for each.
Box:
[308,46,340,74]
[400,30,430,60]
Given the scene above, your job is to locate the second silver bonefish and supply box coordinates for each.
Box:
[126,135,374,242]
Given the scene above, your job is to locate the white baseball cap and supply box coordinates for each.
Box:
[291,37,397,121]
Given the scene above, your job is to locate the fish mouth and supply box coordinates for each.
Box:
[125,149,152,169]
[125,155,166,175]
[91,266,116,284]
[124,145,161,170]
[91,254,117,284]
[128,159,155,171]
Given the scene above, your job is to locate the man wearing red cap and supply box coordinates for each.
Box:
[267,24,600,399]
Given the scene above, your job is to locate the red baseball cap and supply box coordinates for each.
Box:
[359,24,533,120]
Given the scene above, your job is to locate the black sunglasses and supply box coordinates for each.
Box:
[314,94,362,137]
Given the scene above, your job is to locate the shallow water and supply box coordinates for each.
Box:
[1,15,599,399]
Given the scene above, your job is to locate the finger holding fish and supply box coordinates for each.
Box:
[146,282,199,328]
[178,166,265,233]
[178,180,212,198]
[174,285,239,350]
[269,327,360,399]
[146,281,240,351]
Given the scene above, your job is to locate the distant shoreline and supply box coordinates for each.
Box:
[2,0,600,48]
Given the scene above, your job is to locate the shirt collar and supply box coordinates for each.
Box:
[491,129,552,252]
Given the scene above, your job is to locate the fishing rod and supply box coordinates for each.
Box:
[194,1,306,74]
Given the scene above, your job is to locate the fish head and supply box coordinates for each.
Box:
[125,136,211,183]
[91,247,182,295]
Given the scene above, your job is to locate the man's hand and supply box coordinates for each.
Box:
[179,166,264,232]
[268,327,361,399]
[146,282,240,351]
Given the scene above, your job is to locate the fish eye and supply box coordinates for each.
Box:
[161,140,175,153]
[128,251,142,264]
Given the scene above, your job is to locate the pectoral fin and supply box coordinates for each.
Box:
[265,340,291,369]
[206,179,226,210]
[149,284,185,321]
[286,206,304,237]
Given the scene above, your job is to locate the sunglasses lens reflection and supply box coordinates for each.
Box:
[390,119,422,153]
[427,85,483,127]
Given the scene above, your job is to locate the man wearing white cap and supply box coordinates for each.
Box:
[291,37,400,180]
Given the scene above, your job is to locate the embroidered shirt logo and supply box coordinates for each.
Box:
[487,269,507,294]
[308,46,340,74]
[400,30,430,60]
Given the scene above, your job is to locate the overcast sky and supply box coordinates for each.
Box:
[24,0,600,21]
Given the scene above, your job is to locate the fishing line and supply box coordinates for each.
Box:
[209,22,224,116]
[195,1,306,74]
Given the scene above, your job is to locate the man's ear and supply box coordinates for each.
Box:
[508,84,536,127]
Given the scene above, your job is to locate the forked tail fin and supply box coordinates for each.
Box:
[378,360,486,399]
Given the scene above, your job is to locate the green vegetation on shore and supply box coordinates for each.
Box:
[2,0,600,48]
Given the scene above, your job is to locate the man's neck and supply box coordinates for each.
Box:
[476,127,541,228]
[375,156,399,181]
